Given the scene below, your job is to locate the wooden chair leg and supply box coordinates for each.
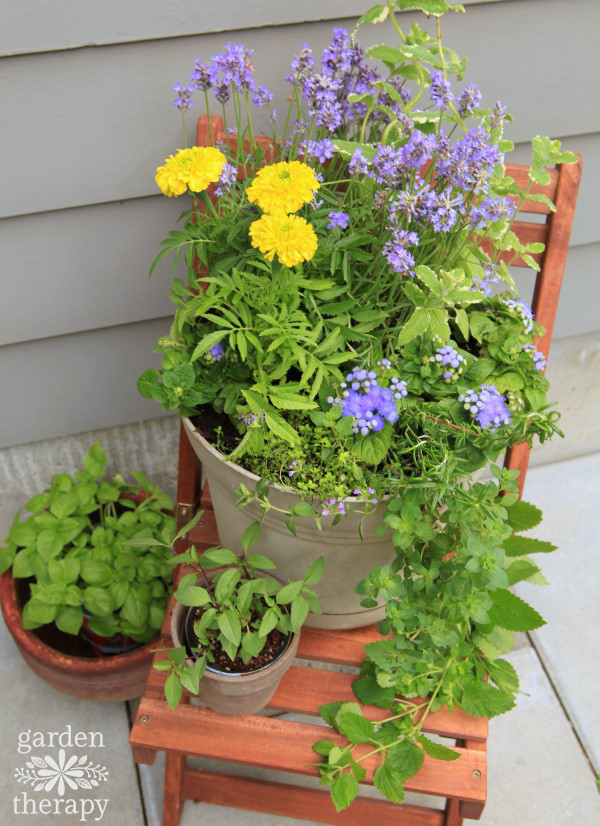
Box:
[162,751,186,826]
[444,796,463,826]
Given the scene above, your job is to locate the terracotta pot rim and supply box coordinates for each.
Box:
[0,570,159,676]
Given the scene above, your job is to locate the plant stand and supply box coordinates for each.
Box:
[129,480,488,826]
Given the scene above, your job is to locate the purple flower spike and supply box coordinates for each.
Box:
[328,211,350,230]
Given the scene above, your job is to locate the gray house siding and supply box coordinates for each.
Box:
[1,0,597,448]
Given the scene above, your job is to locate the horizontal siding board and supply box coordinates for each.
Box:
[0,128,593,347]
[0,318,173,448]
[0,0,508,58]
[0,244,596,448]
[0,197,184,346]
[511,133,597,249]
[1,0,598,219]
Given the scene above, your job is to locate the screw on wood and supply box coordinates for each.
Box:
[472,769,481,779]
[140,715,149,724]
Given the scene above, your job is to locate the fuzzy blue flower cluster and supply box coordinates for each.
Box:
[328,365,407,436]
[472,262,500,296]
[459,385,511,430]
[503,298,534,333]
[523,344,547,371]
[431,345,466,382]
[208,342,225,362]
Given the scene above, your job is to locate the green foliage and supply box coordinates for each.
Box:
[1,442,175,643]
[155,544,323,710]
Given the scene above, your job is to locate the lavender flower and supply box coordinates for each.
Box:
[457,83,482,117]
[328,211,349,230]
[382,242,415,275]
[459,385,511,430]
[210,42,255,91]
[472,262,500,296]
[489,101,508,130]
[214,83,231,104]
[304,138,334,163]
[288,460,298,477]
[430,188,464,233]
[400,130,436,171]
[252,85,273,107]
[190,60,212,92]
[173,82,194,112]
[503,298,534,333]
[286,45,316,83]
[348,148,370,177]
[429,70,454,110]
[214,162,237,196]
[321,28,353,77]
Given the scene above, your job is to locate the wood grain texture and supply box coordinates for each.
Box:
[145,662,487,742]
[130,697,487,802]
[181,769,445,826]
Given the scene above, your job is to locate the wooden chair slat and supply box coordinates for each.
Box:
[145,663,487,741]
[297,624,386,665]
[181,768,445,826]
[131,698,487,802]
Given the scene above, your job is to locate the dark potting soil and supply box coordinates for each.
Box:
[190,405,241,452]
[187,606,288,674]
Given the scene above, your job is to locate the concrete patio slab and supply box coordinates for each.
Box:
[0,619,144,826]
[516,452,600,772]
[476,646,600,825]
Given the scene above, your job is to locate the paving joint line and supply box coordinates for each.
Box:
[526,631,598,780]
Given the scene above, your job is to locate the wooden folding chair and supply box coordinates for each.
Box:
[129,117,582,825]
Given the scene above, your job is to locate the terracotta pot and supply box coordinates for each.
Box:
[183,417,394,630]
[170,596,299,716]
[0,570,156,702]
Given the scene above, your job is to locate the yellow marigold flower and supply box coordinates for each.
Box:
[155,146,226,197]
[249,213,318,268]
[246,161,320,214]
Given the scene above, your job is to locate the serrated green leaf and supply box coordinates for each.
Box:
[373,762,405,804]
[387,739,424,780]
[331,773,359,813]
[417,735,460,761]
[337,712,375,744]
[503,535,556,556]
[488,589,545,631]
[486,657,519,694]
[505,500,543,532]
[459,677,515,718]
[396,308,429,346]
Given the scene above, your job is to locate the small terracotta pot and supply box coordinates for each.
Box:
[0,570,156,702]
[170,595,299,716]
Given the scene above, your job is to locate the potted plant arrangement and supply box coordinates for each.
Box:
[146,525,323,715]
[137,0,578,810]
[0,442,175,701]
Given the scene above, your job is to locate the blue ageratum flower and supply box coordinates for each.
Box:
[431,345,466,382]
[459,385,511,430]
[503,298,534,333]
[333,366,407,435]
[207,342,225,362]
[523,344,547,371]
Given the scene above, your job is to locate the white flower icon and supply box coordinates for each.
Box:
[35,749,85,796]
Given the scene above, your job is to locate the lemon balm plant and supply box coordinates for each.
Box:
[137,0,577,811]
